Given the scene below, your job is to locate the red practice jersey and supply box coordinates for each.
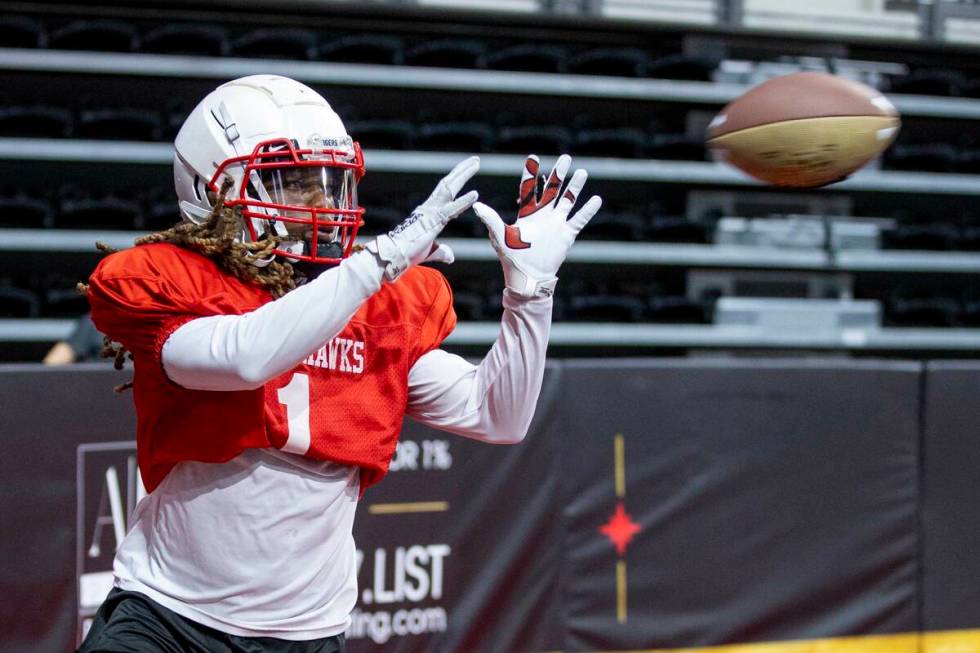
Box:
[88,243,456,492]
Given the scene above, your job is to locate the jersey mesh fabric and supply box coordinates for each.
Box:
[88,242,456,492]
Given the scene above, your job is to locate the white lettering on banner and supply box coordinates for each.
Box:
[389,441,419,471]
[359,545,450,605]
[390,440,452,472]
[86,458,147,558]
[422,440,452,469]
[78,442,146,640]
[347,607,448,645]
[302,337,365,375]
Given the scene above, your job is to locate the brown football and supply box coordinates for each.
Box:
[706,72,901,188]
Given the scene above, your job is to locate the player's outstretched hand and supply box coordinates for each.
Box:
[473,154,601,298]
[368,156,480,282]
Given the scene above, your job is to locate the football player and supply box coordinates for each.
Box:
[78,75,600,652]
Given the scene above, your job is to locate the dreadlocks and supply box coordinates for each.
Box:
[138,180,299,298]
[80,180,303,392]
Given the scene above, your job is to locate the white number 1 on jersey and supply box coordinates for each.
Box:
[277,372,311,455]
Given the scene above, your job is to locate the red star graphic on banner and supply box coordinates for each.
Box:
[599,501,641,556]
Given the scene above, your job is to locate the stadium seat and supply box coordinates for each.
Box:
[884,221,960,250]
[958,221,980,251]
[142,189,180,231]
[74,107,163,142]
[569,293,645,322]
[886,143,959,172]
[0,15,46,48]
[647,53,719,81]
[56,190,142,230]
[230,28,317,60]
[647,132,706,160]
[565,47,649,77]
[444,208,485,238]
[0,191,52,228]
[141,23,229,57]
[404,38,485,69]
[959,288,980,326]
[954,147,980,174]
[162,104,192,141]
[317,34,404,65]
[958,75,980,99]
[649,215,710,243]
[415,122,495,153]
[647,295,707,323]
[495,125,572,155]
[888,296,960,327]
[346,120,415,150]
[584,210,648,241]
[359,205,400,233]
[888,284,959,327]
[481,44,567,74]
[888,68,965,96]
[452,290,486,321]
[44,287,90,318]
[0,286,41,318]
[48,19,139,52]
[0,105,71,138]
[573,127,646,158]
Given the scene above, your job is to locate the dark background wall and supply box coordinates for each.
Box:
[4,359,978,652]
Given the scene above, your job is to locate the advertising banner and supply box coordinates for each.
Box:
[922,362,980,630]
[0,365,135,653]
[555,360,921,650]
[346,365,565,652]
[2,360,973,653]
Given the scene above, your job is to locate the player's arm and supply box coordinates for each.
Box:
[406,154,601,443]
[162,157,480,391]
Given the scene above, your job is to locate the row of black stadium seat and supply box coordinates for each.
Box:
[462,282,980,328]
[885,142,980,174]
[10,102,980,174]
[0,275,89,318]
[3,270,978,328]
[346,120,704,159]
[0,104,705,160]
[11,186,980,251]
[0,187,711,243]
[0,188,180,231]
[7,15,980,92]
[886,68,980,98]
[0,16,718,80]
[0,272,708,323]
[883,219,980,251]
[883,285,980,327]
[0,104,184,142]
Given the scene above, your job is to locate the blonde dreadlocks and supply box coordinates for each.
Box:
[80,180,305,392]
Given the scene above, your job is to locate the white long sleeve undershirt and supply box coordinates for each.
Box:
[405,290,551,443]
[162,259,553,444]
[162,249,385,391]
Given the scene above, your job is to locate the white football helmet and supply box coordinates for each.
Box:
[173,74,365,264]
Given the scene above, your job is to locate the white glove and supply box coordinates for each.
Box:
[473,154,601,298]
[368,156,479,282]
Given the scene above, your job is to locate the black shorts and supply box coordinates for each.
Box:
[78,589,346,653]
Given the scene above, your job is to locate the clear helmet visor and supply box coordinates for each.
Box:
[250,161,360,260]
[216,137,366,264]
